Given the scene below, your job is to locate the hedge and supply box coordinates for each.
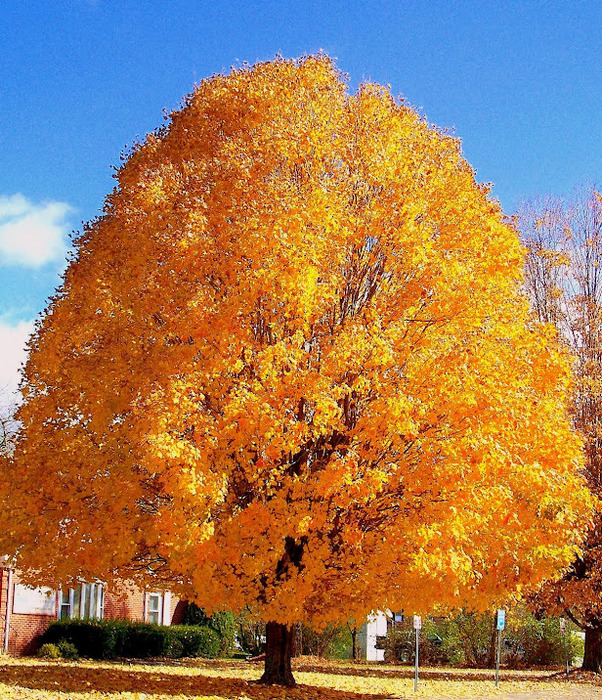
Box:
[40,619,221,659]
[182,603,236,656]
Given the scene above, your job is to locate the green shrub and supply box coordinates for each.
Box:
[182,603,236,656]
[165,625,221,658]
[41,619,126,659]
[182,602,209,626]
[503,609,582,667]
[124,622,166,658]
[327,626,355,660]
[453,611,497,667]
[56,639,79,660]
[377,615,461,666]
[235,610,265,656]
[40,619,221,660]
[406,609,583,669]
[298,623,349,658]
[37,643,61,659]
[423,618,464,665]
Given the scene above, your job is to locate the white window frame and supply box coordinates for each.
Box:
[58,583,104,620]
[147,592,162,625]
[145,591,171,626]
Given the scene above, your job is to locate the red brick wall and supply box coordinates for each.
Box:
[0,569,57,655]
[7,613,56,655]
[0,568,6,652]
[103,585,146,622]
[103,586,183,624]
[171,597,186,625]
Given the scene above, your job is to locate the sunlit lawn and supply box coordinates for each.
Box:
[1,656,601,699]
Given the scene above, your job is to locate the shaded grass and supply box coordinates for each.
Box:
[0,658,391,700]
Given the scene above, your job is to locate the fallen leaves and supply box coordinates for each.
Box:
[0,657,601,700]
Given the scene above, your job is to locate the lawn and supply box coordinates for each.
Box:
[1,656,601,699]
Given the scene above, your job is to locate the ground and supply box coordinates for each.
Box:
[1,656,602,699]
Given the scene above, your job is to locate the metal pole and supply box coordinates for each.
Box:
[414,626,419,692]
[560,618,569,677]
[3,568,13,653]
[495,627,502,688]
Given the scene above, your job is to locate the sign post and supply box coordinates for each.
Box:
[560,618,569,677]
[413,615,421,692]
[495,610,505,688]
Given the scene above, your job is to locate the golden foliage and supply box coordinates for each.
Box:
[0,56,589,624]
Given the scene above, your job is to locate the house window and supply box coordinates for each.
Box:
[59,584,104,620]
[145,591,172,626]
[147,593,162,625]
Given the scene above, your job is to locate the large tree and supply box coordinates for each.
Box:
[520,187,602,671]
[0,56,589,685]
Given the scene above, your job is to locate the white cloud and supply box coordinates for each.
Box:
[0,194,73,268]
[0,319,34,398]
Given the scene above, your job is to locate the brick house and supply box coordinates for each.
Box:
[0,566,185,655]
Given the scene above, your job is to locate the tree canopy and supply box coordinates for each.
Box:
[0,57,589,634]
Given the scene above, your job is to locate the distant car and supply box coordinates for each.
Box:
[503,638,525,660]
[380,633,444,664]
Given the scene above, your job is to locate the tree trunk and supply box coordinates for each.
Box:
[350,625,358,660]
[259,621,296,686]
[292,622,303,657]
[583,625,602,672]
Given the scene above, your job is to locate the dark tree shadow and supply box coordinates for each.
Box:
[289,660,564,684]
[0,661,395,699]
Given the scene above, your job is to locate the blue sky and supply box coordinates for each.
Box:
[0,0,600,397]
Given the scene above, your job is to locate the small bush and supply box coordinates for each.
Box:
[56,639,79,660]
[381,628,413,663]
[37,643,61,659]
[124,623,166,658]
[183,603,235,656]
[165,625,221,658]
[327,626,355,660]
[298,623,350,658]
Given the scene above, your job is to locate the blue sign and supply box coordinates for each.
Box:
[496,609,506,630]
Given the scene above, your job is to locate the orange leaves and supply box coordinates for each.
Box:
[0,55,590,629]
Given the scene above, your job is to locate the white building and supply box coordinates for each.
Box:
[357,610,388,661]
